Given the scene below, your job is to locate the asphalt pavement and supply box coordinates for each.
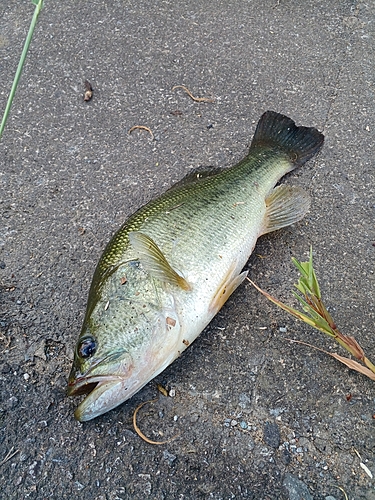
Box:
[1,1,374,499]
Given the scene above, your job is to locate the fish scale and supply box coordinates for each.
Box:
[68,111,324,421]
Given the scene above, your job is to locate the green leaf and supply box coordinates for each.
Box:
[292,248,321,300]
[291,257,308,279]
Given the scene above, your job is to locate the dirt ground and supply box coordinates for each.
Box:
[1,1,374,499]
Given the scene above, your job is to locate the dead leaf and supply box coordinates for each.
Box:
[284,338,375,381]
[360,462,373,479]
[157,384,168,397]
[329,353,375,381]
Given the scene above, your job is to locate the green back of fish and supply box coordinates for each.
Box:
[88,111,324,314]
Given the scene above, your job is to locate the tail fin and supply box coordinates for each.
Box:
[250,111,324,168]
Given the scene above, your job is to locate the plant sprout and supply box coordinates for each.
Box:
[249,248,375,381]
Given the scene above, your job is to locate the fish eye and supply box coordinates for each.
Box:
[78,337,97,359]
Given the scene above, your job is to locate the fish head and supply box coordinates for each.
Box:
[67,281,182,421]
[67,322,135,421]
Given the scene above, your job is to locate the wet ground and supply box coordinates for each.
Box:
[1,1,374,499]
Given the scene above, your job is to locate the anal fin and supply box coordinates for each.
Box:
[128,231,191,291]
[209,262,248,315]
[261,184,310,235]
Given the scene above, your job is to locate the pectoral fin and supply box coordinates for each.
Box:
[209,262,248,315]
[128,231,191,291]
[261,184,310,235]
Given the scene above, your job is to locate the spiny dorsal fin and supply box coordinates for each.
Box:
[128,231,191,291]
[166,166,224,191]
[250,111,324,169]
[261,184,311,235]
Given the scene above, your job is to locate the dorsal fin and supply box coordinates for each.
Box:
[128,231,191,291]
[250,111,324,169]
[167,166,224,191]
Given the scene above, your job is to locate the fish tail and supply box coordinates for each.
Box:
[250,111,324,168]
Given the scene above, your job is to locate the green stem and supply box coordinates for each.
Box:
[364,357,375,374]
[0,0,44,140]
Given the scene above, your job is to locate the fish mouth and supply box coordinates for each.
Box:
[67,348,132,397]
[67,374,123,397]
[67,349,135,421]
[67,375,128,422]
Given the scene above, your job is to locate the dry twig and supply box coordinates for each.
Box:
[172,85,215,103]
[0,447,19,466]
[133,399,179,445]
[128,125,154,140]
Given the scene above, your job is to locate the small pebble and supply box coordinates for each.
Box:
[163,450,176,463]
[263,421,281,449]
[7,396,18,409]
[279,327,287,333]
[173,415,178,421]
[281,448,292,465]
[224,419,230,427]
[240,421,248,429]
[1,363,11,374]
[23,373,30,381]
[169,388,176,397]
[283,474,313,500]
[269,407,285,417]
[230,419,238,427]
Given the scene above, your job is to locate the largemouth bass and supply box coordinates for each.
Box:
[68,111,324,421]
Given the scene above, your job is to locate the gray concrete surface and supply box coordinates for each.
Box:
[1,1,374,499]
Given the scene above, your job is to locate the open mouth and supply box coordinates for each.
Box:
[67,378,99,397]
[67,374,123,397]
[67,350,131,398]
[68,376,128,422]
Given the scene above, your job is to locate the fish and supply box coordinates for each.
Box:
[67,111,324,421]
